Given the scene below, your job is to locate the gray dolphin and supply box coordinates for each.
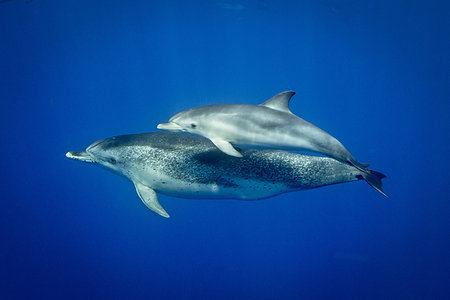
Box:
[157,91,370,172]
[66,132,387,218]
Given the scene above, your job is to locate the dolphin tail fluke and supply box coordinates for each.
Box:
[361,170,388,197]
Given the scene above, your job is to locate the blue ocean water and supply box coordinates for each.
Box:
[1,0,449,299]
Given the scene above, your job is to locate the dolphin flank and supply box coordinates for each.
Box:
[66,132,387,218]
[157,91,371,172]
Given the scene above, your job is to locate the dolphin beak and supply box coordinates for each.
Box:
[157,122,183,131]
[66,151,95,163]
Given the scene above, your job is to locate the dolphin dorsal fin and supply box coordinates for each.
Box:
[259,91,296,113]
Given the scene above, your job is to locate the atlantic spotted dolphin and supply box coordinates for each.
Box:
[157,91,370,172]
[66,132,387,218]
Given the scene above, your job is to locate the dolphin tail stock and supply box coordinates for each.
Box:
[359,169,388,197]
[347,158,370,173]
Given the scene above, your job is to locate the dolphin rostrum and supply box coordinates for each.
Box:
[157,91,371,172]
[66,132,387,218]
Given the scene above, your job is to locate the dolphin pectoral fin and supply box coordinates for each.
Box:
[209,138,243,158]
[134,182,170,218]
[259,91,296,113]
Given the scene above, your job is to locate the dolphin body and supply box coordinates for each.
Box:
[157,91,370,172]
[66,132,386,218]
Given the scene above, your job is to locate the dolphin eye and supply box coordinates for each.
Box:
[109,158,116,164]
[190,123,197,129]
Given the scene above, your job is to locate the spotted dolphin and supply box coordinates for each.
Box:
[157,91,371,172]
[66,132,386,218]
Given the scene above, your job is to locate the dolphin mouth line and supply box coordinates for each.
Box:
[157,122,184,131]
[66,151,95,163]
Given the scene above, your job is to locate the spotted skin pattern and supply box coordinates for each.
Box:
[88,132,362,200]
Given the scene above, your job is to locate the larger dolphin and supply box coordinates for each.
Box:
[66,132,387,218]
[157,91,370,172]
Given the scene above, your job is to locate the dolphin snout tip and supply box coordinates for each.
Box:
[65,151,94,162]
[157,122,182,131]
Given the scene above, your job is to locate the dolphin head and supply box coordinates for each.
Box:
[66,136,131,176]
[157,107,206,135]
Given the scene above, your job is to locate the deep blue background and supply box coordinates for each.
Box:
[1,0,449,299]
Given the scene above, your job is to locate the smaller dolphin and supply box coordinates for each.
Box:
[157,91,370,172]
[66,132,387,218]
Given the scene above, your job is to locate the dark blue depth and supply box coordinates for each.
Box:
[1,1,449,299]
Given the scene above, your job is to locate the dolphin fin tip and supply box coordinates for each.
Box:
[134,182,171,218]
[361,170,388,197]
[209,138,243,157]
[259,91,296,113]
